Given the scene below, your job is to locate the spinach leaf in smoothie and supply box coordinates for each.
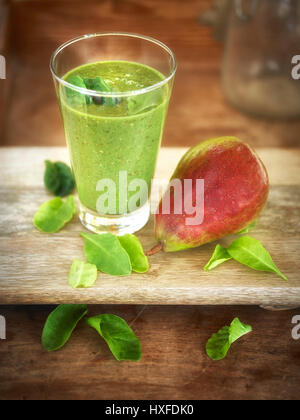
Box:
[86,314,142,361]
[227,236,288,281]
[206,317,252,361]
[65,75,91,105]
[68,259,98,289]
[44,160,75,197]
[80,232,132,276]
[33,195,76,233]
[84,76,111,91]
[118,234,149,273]
[83,76,117,107]
[203,244,232,271]
[42,304,88,351]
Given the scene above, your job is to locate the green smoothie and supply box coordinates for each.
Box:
[60,60,170,214]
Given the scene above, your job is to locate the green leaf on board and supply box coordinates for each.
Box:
[237,220,257,235]
[229,317,252,343]
[53,162,76,197]
[44,160,60,196]
[227,236,288,281]
[80,232,132,276]
[33,195,76,233]
[203,244,232,271]
[118,234,149,273]
[206,317,252,361]
[44,160,75,197]
[86,314,142,361]
[68,259,98,289]
[42,304,88,351]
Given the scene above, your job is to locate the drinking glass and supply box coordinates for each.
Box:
[50,33,176,234]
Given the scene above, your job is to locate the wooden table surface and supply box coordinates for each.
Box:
[1,147,300,307]
[1,304,300,400]
[0,145,300,400]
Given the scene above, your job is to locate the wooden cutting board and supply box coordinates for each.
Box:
[0,147,299,306]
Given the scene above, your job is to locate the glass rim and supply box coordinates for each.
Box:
[50,32,177,97]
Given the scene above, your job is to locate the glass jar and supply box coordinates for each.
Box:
[222,0,300,119]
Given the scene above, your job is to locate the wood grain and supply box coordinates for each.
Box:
[0,304,300,400]
[1,0,300,148]
[0,0,11,141]
[0,147,299,306]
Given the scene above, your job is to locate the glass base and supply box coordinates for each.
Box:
[79,201,150,235]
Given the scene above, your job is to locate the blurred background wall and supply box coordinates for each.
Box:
[0,0,300,148]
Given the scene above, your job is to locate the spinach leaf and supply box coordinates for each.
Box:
[44,160,75,197]
[227,236,288,281]
[229,317,252,343]
[68,259,98,289]
[65,75,91,105]
[206,317,252,361]
[83,76,116,106]
[80,232,132,276]
[44,160,60,195]
[83,76,111,92]
[53,162,76,196]
[33,195,76,233]
[206,326,231,361]
[66,74,118,107]
[118,234,149,273]
[203,244,232,271]
[86,314,142,361]
[237,220,257,234]
[42,304,88,351]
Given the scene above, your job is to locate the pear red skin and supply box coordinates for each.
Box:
[155,137,269,252]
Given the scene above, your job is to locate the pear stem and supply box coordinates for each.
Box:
[145,243,163,256]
